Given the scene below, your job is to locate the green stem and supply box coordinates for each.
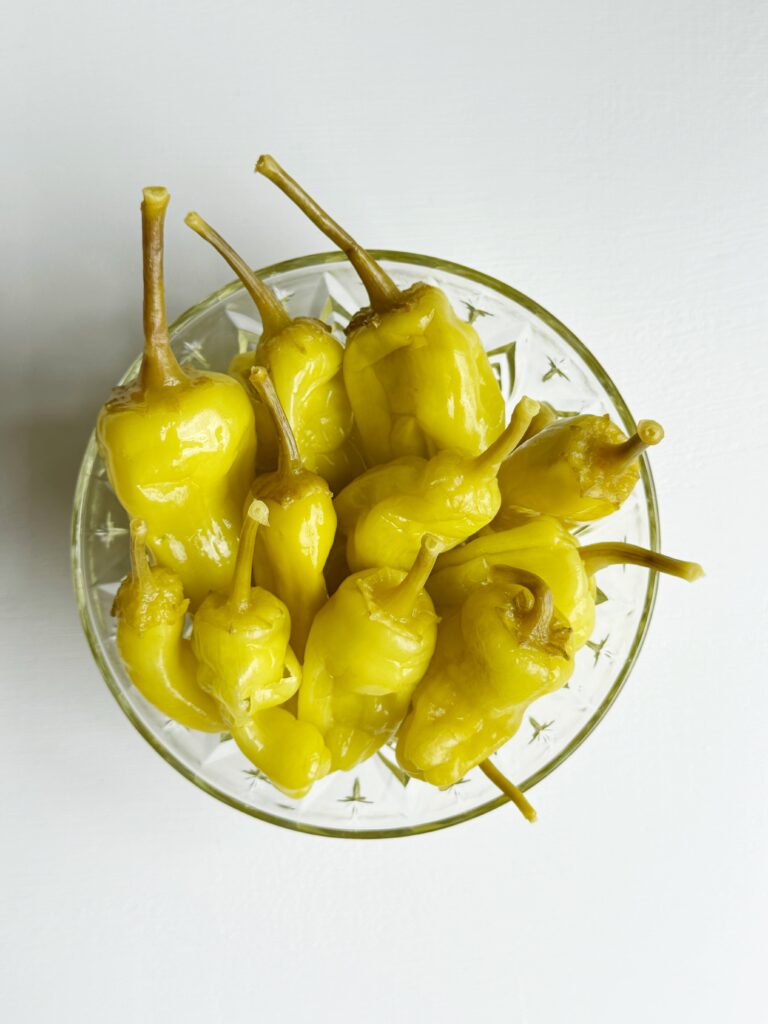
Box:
[255,154,402,314]
[474,396,540,473]
[479,759,537,823]
[384,535,442,618]
[129,519,154,592]
[184,212,291,341]
[229,500,269,612]
[249,367,303,476]
[579,542,703,581]
[140,188,186,390]
[604,419,664,472]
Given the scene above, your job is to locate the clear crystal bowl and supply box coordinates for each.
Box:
[72,252,659,838]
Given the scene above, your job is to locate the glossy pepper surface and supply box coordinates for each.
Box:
[113,520,225,732]
[300,535,441,771]
[429,523,703,650]
[255,155,506,466]
[192,500,330,797]
[334,396,539,571]
[97,189,256,608]
[496,413,664,526]
[397,567,574,789]
[248,367,336,659]
[185,212,363,492]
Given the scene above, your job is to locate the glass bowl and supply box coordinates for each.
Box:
[72,252,659,838]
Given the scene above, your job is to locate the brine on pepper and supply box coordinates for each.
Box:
[255,155,506,467]
[185,211,363,492]
[97,189,256,608]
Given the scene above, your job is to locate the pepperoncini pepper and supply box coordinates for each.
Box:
[255,155,506,466]
[192,500,331,797]
[97,189,256,608]
[428,521,703,649]
[185,212,363,492]
[495,413,664,526]
[247,367,336,659]
[300,535,441,771]
[113,520,225,732]
[334,396,539,572]
[397,567,574,809]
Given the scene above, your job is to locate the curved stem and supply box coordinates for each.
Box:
[249,367,303,476]
[129,519,154,592]
[384,535,442,618]
[255,155,401,314]
[479,760,537,822]
[604,419,664,472]
[474,397,540,473]
[522,401,558,442]
[488,565,555,644]
[229,500,269,612]
[579,542,703,581]
[184,212,291,341]
[140,188,186,390]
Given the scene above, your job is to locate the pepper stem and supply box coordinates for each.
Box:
[255,155,402,314]
[579,542,704,581]
[184,212,291,341]
[140,188,186,390]
[479,760,537,823]
[129,519,154,592]
[229,500,269,612]
[384,535,442,618]
[474,397,541,474]
[605,419,664,471]
[249,367,303,476]
[488,564,571,657]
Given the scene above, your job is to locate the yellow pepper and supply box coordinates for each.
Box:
[255,155,506,466]
[300,535,440,771]
[247,367,336,659]
[192,500,331,798]
[496,413,664,526]
[334,396,539,571]
[185,212,363,492]
[97,189,256,608]
[429,521,703,649]
[113,520,225,732]
[397,567,574,815]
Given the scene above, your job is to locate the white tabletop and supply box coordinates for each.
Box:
[2,1,766,1020]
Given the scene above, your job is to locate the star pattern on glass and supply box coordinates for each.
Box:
[179,338,210,369]
[463,300,493,325]
[528,716,554,743]
[338,778,372,804]
[94,510,128,549]
[542,356,569,382]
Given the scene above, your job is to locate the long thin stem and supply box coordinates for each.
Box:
[140,188,186,390]
[384,535,442,618]
[604,419,664,472]
[579,542,704,581]
[129,519,154,591]
[474,397,540,473]
[479,760,537,822]
[249,367,303,476]
[255,155,401,314]
[229,500,269,612]
[184,212,291,341]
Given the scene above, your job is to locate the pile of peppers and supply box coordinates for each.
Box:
[101,162,702,818]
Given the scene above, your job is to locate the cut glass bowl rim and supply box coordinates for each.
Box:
[71,249,660,839]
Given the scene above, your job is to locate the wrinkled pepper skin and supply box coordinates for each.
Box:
[185,212,363,492]
[192,500,331,797]
[248,368,336,659]
[335,397,539,572]
[98,190,256,609]
[397,568,574,788]
[428,516,597,648]
[113,520,225,732]
[254,155,506,467]
[496,413,664,525]
[299,536,440,771]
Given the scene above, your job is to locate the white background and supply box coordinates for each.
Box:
[2,1,767,1021]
